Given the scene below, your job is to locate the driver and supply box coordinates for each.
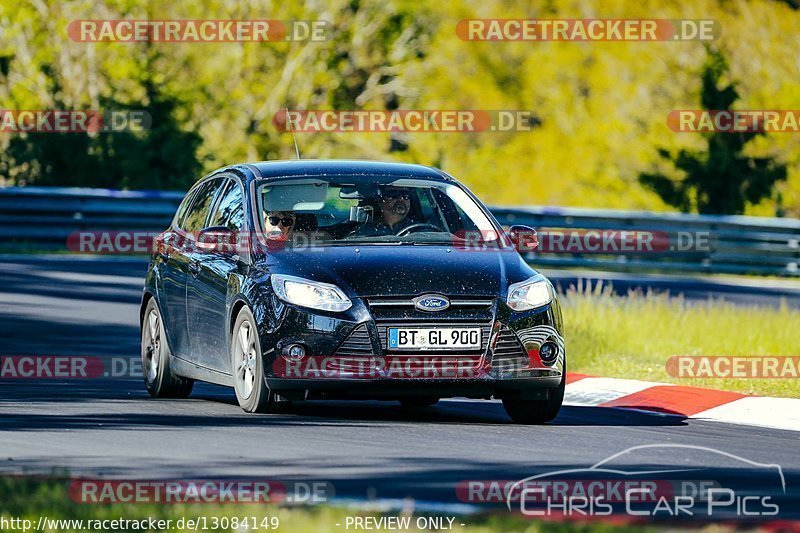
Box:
[354,186,415,236]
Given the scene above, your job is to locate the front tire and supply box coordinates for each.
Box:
[231,306,287,413]
[141,299,194,398]
[502,371,565,425]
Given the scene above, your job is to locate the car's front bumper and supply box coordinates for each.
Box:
[265,375,562,401]
[260,296,565,399]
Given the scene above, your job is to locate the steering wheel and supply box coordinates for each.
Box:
[396,223,443,236]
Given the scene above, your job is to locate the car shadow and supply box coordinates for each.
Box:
[278,399,688,427]
[0,378,687,428]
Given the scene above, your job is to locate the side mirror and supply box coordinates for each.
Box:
[508,225,538,252]
[196,226,237,254]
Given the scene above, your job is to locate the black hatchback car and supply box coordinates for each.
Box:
[141,160,565,423]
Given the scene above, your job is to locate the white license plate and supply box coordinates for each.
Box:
[387,327,481,351]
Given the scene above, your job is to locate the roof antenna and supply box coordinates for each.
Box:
[285,107,301,159]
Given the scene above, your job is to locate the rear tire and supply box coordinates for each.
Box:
[231,306,288,414]
[399,396,439,408]
[141,299,194,398]
[502,371,565,425]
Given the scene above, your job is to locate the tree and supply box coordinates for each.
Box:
[638,50,787,215]
[0,78,202,191]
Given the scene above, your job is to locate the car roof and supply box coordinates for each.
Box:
[242,159,454,182]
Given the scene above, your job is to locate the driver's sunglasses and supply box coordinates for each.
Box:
[383,191,411,200]
[268,216,295,227]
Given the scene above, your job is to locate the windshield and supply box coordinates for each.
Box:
[257,177,502,246]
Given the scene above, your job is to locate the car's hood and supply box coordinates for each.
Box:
[252,245,537,298]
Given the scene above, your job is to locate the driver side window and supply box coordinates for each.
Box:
[432,188,478,233]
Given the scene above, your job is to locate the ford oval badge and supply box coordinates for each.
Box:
[413,294,450,312]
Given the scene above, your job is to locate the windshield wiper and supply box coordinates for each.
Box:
[323,240,405,246]
[324,240,457,247]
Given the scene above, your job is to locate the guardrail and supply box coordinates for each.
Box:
[1,186,798,277]
[492,206,800,277]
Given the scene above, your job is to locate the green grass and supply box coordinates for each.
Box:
[562,281,800,398]
[0,476,652,533]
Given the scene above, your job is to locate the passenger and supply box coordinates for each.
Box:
[264,211,296,241]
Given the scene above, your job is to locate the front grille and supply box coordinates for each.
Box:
[325,356,381,376]
[333,324,374,357]
[366,296,495,323]
[491,324,528,367]
[330,322,493,379]
[375,322,491,378]
[367,297,493,308]
[383,353,483,378]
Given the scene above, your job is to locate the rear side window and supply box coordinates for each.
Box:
[183,178,225,233]
[208,179,245,231]
[174,190,197,230]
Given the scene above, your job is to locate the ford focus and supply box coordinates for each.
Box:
[141,160,565,424]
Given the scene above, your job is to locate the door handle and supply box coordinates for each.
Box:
[188,261,201,276]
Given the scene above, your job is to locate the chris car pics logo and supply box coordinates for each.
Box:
[505,444,784,519]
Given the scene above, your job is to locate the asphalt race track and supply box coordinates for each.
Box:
[1,256,798,523]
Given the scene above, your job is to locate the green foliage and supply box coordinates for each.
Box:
[638,49,788,214]
[95,80,204,190]
[0,0,799,217]
[0,83,202,190]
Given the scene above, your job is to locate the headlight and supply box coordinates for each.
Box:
[270,274,352,312]
[506,275,552,311]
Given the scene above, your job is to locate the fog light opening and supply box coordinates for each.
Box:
[539,341,558,365]
[281,343,307,361]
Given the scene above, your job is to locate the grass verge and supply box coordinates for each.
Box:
[562,281,800,398]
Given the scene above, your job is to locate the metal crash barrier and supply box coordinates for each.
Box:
[1,187,798,276]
